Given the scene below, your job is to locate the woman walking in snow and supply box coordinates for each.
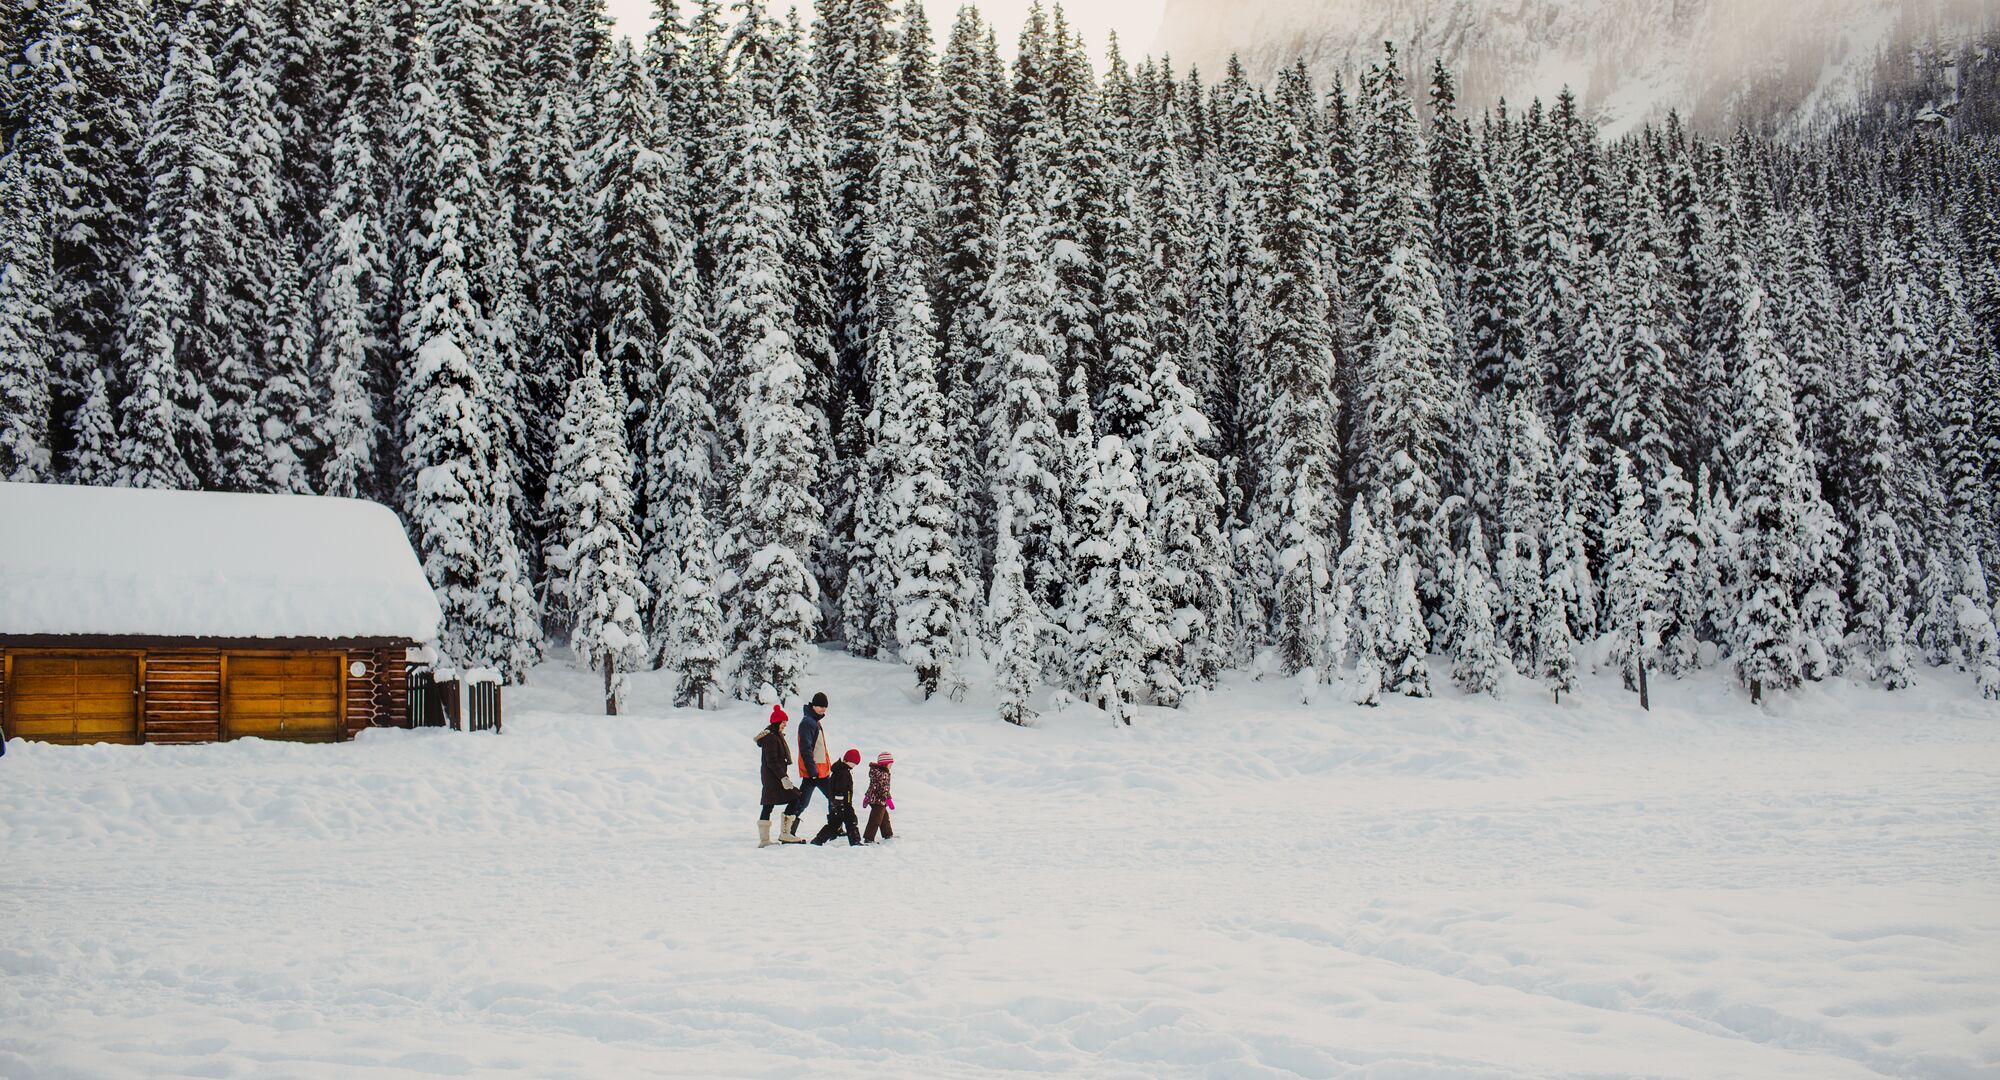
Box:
[755,705,804,847]
[862,751,895,843]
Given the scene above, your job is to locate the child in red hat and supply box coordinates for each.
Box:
[810,748,865,846]
[862,751,895,843]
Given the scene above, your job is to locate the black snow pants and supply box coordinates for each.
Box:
[811,796,861,846]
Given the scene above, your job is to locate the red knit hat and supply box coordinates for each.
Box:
[875,752,894,765]
[769,704,789,725]
[842,748,862,765]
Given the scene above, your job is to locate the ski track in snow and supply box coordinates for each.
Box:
[4,653,1997,1079]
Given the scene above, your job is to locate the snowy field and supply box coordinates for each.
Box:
[4,652,1998,1079]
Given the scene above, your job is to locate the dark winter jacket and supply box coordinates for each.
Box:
[797,709,830,779]
[863,762,891,808]
[756,723,794,805]
[825,760,856,806]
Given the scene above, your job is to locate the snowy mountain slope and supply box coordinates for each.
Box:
[5,649,1997,1078]
[1153,0,1998,135]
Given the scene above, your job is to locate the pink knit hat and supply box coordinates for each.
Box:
[875,752,894,765]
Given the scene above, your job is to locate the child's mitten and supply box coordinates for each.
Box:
[886,797,895,811]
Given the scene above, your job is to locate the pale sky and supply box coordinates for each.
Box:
[604,0,1168,64]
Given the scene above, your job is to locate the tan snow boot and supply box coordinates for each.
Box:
[758,820,773,848]
[779,815,807,844]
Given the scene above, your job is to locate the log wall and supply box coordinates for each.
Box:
[4,643,418,745]
[342,647,410,737]
[143,652,223,744]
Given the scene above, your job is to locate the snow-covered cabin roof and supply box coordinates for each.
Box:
[0,483,440,643]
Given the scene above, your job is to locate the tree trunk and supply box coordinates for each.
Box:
[1750,677,1762,705]
[1637,659,1650,711]
[605,655,618,716]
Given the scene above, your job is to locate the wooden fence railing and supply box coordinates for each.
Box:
[406,667,502,733]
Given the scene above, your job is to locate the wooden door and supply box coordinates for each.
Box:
[4,655,140,745]
[223,654,343,741]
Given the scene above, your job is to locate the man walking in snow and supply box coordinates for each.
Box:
[783,692,832,842]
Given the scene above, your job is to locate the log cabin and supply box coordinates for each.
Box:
[0,482,442,745]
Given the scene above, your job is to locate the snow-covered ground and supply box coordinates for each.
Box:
[5,652,1997,1079]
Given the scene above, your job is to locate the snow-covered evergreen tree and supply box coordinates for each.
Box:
[1349,45,1451,609]
[665,498,727,708]
[991,511,1039,726]
[514,0,588,509]
[772,10,840,450]
[1536,555,1580,701]
[212,0,288,492]
[543,350,650,712]
[20,0,147,478]
[1336,495,1393,707]
[1384,552,1433,697]
[816,0,894,386]
[114,231,207,490]
[311,104,390,500]
[1549,423,1599,641]
[1912,548,1960,670]
[1253,76,1342,680]
[935,6,1005,581]
[1603,163,1682,485]
[1447,518,1505,696]
[1858,205,1944,538]
[67,366,120,485]
[257,239,317,494]
[1723,267,1807,702]
[1795,469,1850,683]
[1951,542,2000,700]
[1604,450,1663,695]
[717,76,824,703]
[1055,363,1100,685]
[1768,202,1845,485]
[1140,353,1231,701]
[1497,398,1554,670]
[1071,435,1160,723]
[863,98,967,696]
[1651,462,1707,677]
[400,200,498,672]
[640,242,722,700]
[584,41,678,411]
[838,401,891,656]
[1852,509,1913,690]
[982,209,1068,648]
[1094,158,1156,444]
[0,153,54,480]
[116,15,234,489]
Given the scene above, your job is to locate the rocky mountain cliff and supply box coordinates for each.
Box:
[1152,0,1998,136]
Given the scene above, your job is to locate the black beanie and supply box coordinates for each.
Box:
[810,692,829,708]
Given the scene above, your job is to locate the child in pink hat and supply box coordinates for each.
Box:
[862,751,895,843]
